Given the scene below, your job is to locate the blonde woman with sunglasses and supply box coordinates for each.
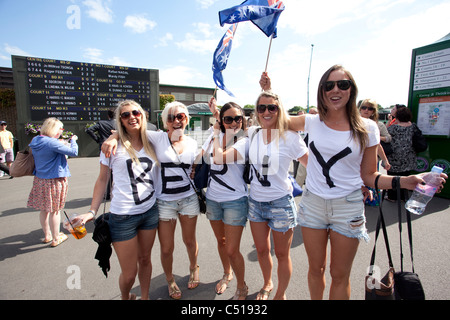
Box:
[247,87,308,300]
[102,101,200,300]
[264,65,447,299]
[77,100,159,300]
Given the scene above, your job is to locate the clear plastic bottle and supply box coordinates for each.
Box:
[405,166,444,215]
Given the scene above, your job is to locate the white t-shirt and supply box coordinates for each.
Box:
[100,144,159,215]
[248,126,308,202]
[202,132,249,202]
[304,114,380,199]
[146,131,198,201]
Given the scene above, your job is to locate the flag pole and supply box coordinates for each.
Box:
[264,34,274,73]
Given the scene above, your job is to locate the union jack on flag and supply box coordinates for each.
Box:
[212,23,238,97]
[219,0,285,38]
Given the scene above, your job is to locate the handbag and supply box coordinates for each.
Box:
[288,175,303,197]
[193,139,213,190]
[380,140,393,156]
[393,181,425,300]
[365,176,395,300]
[10,146,35,177]
[412,123,428,153]
[92,159,113,277]
[243,127,261,184]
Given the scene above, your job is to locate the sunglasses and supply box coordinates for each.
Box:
[257,104,279,114]
[120,110,142,119]
[360,106,375,111]
[167,113,186,122]
[323,80,352,92]
[223,115,243,124]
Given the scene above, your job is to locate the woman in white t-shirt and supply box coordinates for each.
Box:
[248,90,308,300]
[78,100,159,300]
[202,98,249,300]
[102,101,200,300]
[263,65,446,299]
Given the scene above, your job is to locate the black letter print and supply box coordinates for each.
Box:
[161,162,191,194]
[310,141,352,188]
[126,158,154,205]
[252,155,271,187]
[210,164,235,191]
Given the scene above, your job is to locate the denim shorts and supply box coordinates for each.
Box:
[298,188,369,242]
[206,196,248,227]
[109,204,159,242]
[157,193,200,221]
[248,194,297,233]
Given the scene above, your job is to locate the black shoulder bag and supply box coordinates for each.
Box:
[394,177,425,300]
[365,175,395,300]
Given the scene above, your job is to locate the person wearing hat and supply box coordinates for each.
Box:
[0,121,14,177]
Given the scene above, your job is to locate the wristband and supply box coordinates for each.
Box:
[88,210,96,219]
[391,176,400,190]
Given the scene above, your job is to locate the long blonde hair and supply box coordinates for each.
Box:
[317,65,368,152]
[115,100,159,166]
[255,90,289,140]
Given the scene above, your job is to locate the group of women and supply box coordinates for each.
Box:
[65,64,446,301]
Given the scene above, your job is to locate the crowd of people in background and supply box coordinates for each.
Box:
[1,64,447,301]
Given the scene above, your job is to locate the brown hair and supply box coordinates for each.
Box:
[317,65,368,152]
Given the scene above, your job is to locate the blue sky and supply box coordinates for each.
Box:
[1,0,449,110]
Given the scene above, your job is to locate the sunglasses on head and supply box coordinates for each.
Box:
[120,110,142,119]
[223,115,243,124]
[256,104,279,114]
[361,106,375,111]
[323,80,352,92]
[167,113,186,122]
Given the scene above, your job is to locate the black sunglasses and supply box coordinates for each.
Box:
[120,110,142,119]
[223,115,243,124]
[360,106,375,111]
[257,104,279,114]
[323,80,352,92]
[167,113,186,122]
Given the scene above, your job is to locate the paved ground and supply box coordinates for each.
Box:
[1,156,449,301]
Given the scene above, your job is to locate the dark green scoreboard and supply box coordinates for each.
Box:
[12,55,159,156]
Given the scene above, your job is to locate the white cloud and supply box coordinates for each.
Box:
[196,0,219,9]
[159,65,205,86]
[4,43,31,57]
[175,23,218,54]
[155,33,174,48]
[82,0,113,24]
[82,47,131,66]
[124,15,157,34]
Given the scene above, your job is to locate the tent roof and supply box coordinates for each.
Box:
[187,103,212,115]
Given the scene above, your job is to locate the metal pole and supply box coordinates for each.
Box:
[307,44,314,112]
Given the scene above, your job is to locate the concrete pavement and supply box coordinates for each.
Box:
[1,156,449,300]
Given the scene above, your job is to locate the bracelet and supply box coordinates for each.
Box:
[374,173,382,190]
[88,210,96,219]
[391,176,400,190]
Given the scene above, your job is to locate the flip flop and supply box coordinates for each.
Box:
[50,233,68,247]
[216,273,233,294]
[256,288,272,300]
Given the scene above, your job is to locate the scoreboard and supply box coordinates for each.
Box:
[13,56,156,122]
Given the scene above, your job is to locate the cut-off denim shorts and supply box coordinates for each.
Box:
[248,194,297,233]
[298,187,369,242]
[157,193,200,221]
[109,203,159,243]
[206,196,248,227]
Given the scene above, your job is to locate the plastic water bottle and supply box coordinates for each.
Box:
[405,166,444,215]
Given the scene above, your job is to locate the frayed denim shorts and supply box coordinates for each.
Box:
[109,203,159,243]
[248,194,297,233]
[206,196,248,227]
[157,193,200,221]
[298,187,369,242]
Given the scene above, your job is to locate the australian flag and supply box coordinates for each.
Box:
[212,23,238,97]
[219,0,285,38]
